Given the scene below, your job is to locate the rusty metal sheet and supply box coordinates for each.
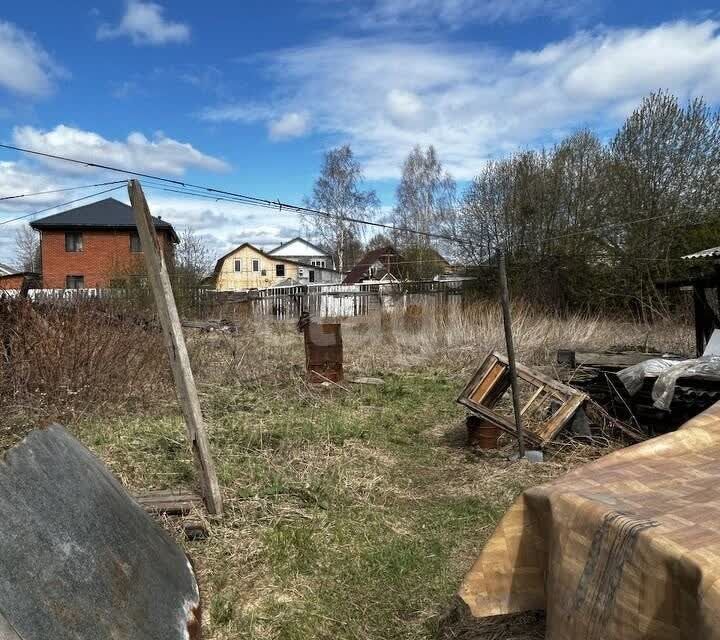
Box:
[459,401,720,639]
[0,425,200,640]
[304,322,343,383]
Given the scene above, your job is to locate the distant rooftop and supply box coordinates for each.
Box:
[30,198,179,242]
[0,262,16,276]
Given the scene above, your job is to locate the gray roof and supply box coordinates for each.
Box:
[683,246,720,260]
[30,198,179,242]
[0,262,16,276]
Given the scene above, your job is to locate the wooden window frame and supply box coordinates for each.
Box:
[457,351,587,448]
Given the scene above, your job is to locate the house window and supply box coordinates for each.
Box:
[276,264,285,277]
[252,259,260,272]
[130,232,142,253]
[65,232,83,252]
[234,259,242,272]
[66,275,84,289]
[309,270,315,283]
[311,260,326,268]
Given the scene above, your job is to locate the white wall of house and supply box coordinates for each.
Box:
[296,264,342,284]
[268,238,334,270]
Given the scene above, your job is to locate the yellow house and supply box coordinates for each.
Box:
[212,243,340,291]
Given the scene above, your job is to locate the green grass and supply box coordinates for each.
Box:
[67,369,571,639]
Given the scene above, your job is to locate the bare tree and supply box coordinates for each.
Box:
[175,227,213,284]
[366,232,394,252]
[14,225,41,272]
[393,146,456,246]
[303,145,379,273]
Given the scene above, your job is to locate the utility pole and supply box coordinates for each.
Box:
[497,250,526,459]
[128,179,223,515]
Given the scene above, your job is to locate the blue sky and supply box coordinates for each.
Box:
[1,0,720,264]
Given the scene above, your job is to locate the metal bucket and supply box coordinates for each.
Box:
[466,414,501,449]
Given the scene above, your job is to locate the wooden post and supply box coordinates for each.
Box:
[497,251,526,459]
[693,284,706,357]
[128,180,223,516]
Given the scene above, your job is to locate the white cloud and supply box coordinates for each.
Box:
[131,194,302,259]
[386,89,429,128]
[206,20,720,179]
[12,125,229,176]
[200,104,273,124]
[0,161,63,207]
[0,21,65,96]
[268,112,310,140]
[97,1,190,45]
[342,0,589,30]
[200,104,310,142]
[0,163,299,265]
[0,162,123,264]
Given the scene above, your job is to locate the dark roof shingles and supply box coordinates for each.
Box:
[343,246,402,284]
[30,198,178,242]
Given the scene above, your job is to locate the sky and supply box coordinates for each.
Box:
[1,0,720,265]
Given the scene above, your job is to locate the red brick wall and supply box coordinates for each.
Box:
[0,274,27,290]
[39,229,174,288]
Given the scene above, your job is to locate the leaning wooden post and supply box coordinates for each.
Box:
[128,179,223,516]
[497,251,526,459]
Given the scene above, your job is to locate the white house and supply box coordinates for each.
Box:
[268,237,335,271]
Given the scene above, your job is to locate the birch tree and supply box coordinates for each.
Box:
[303,145,379,273]
[392,145,456,251]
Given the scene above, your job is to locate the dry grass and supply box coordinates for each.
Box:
[0,297,171,447]
[0,298,695,639]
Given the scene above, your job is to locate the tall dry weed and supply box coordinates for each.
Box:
[0,297,171,426]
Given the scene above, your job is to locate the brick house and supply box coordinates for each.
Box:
[30,198,179,289]
[0,263,40,290]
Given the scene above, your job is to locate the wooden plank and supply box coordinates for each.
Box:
[520,385,545,416]
[135,490,204,516]
[469,362,506,404]
[492,351,586,400]
[457,353,500,404]
[128,179,223,516]
[567,350,683,370]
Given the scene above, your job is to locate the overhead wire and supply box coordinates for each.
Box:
[0,185,127,227]
[0,180,127,203]
[0,142,710,255]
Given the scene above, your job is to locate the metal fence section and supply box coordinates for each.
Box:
[0,278,476,320]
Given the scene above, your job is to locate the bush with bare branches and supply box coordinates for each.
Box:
[0,297,171,429]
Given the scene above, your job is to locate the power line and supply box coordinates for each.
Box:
[0,143,468,245]
[0,142,710,253]
[0,185,126,227]
[143,184,466,244]
[0,180,127,204]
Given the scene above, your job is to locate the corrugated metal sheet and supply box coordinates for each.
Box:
[682,246,720,260]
